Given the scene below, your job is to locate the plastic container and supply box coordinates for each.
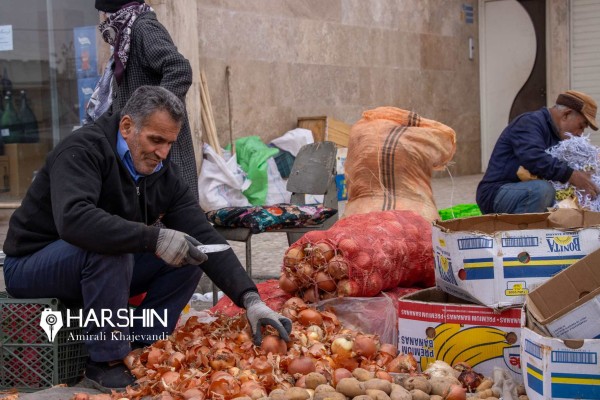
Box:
[0,292,88,392]
[438,203,482,220]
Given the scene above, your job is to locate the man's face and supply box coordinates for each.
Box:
[119,110,181,176]
[558,109,589,140]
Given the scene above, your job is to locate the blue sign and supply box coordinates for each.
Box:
[74,26,98,79]
[335,174,347,201]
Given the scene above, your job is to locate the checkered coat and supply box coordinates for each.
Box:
[110,11,198,201]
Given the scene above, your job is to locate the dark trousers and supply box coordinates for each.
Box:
[3,240,203,362]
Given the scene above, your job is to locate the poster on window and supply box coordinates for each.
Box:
[0,25,13,51]
[73,26,98,79]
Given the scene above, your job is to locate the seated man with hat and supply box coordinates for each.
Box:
[477,90,600,214]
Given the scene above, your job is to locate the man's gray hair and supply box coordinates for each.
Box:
[121,85,185,129]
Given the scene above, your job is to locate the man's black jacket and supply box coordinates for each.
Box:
[3,112,256,306]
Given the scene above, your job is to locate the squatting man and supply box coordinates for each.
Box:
[2,86,292,393]
[477,90,600,214]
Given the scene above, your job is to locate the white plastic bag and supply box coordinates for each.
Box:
[269,128,314,157]
[198,143,251,211]
[264,157,291,205]
[316,296,398,345]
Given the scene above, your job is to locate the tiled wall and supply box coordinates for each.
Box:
[547,0,570,104]
[182,0,480,175]
[146,1,573,177]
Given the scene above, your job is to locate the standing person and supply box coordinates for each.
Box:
[3,86,291,393]
[477,90,600,214]
[86,0,199,201]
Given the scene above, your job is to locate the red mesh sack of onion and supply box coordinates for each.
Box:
[546,133,600,210]
[279,210,434,301]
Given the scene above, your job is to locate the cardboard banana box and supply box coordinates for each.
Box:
[527,246,600,340]
[432,209,600,310]
[397,288,522,382]
[521,305,600,400]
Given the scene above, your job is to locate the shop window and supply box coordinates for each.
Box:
[0,0,99,202]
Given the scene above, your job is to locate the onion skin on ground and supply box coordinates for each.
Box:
[117,302,419,400]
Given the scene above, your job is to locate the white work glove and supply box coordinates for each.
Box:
[243,291,292,346]
[155,229,208,267]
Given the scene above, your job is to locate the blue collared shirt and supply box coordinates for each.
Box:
[117,131,163,182]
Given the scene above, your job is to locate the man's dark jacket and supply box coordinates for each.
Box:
[476,108,573,213]
[3,112,256,306]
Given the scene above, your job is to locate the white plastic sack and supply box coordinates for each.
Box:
[316,296,397,345]
[264,157,291,205]
[269,128,314,157]
[198,143,251,211]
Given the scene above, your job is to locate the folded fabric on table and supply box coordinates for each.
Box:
[206,204,337,234]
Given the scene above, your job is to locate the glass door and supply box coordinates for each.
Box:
[0,0,99,202]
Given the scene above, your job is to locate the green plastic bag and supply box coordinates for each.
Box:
[438,203,482,221]
[234,136,279,205]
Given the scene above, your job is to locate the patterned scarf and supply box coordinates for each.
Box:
[84,2,153,124]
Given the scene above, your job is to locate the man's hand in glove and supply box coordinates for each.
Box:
[243,291,292,345]
[155,229,208,267]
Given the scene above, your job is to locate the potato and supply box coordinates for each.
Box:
[363,379,392,395]
[518,396,529,400]
[314,384,336,394]
[429,396,443,400]
[428,377,458,396]
[516,384,527,396]
[313,392,347,400]
[476,378,494,392]
[269,389,287,400]
[478,388,501,398]
[353,368,374,382]
[305,372,328,390]
[285,387,311,400]
[389,385,411,400]
[232,397,253,400]
[401,377,431,394]
[352,396,372,400]
[365,389,391,400]
[336,378,366,398]
[408,389,430,400]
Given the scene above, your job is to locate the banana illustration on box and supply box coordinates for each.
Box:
[552,235,573,245]
[420,323,515,371]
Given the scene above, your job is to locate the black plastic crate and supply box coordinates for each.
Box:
[0,292,88,392]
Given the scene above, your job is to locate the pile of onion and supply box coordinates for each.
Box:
[280,238,378,302]
[109,297,417,400]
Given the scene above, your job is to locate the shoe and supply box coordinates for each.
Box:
[82,359,136,393]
